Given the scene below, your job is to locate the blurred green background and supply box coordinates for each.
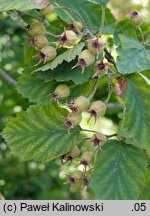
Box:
[0,0,149,199]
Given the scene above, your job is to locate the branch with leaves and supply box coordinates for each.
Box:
[0,69,17,86]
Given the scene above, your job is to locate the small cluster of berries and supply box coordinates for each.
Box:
[25,4,110,75]
[51,83,107,190]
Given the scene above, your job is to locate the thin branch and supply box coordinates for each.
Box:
[0,69,17,86]
[105,74,112,104]
[106,102,123,109]
[104,48,117,68]
[108,68,118,77]
[106,133,117,138]
[138,25,145,43]
[87,77,99,100]
[81,128,117,138]
[55,4,88,29]
[17,10,48,25]
[81,129,98,133]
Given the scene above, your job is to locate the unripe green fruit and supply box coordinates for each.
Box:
[88,37,105,55]
[60,30,77,46]
[81,151,94,165]
[75,21,83,30]
[68,171,82,187]
[39,46,57,62]
[91,132,107,148]
[27,22,46,37]
[53,84,70,100]
[69,146,80,158]
[74,96,90,112]
[65,112,82,129]
[61,145,80,164]
[39,4,54,16]
[69,21,83,31]
[89,101,106,117]
[129,11,144,26]
[78,50,95,67]
[34,35,48,50]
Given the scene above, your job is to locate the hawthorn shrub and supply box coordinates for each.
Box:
[1,0,150,199]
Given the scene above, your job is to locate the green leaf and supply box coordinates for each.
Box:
[118,72,150,150]
[113,19,138,46]
[16,72,57,105]
[34,43,85,73]
[2,103,80,161]
[139,171,150,200]
[86,0,109,5]
[116,36,150,74]
[0,0,45,11]
[37,59,95,84]
[90,140,148,200]
[52,0,115,34]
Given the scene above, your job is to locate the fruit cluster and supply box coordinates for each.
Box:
[51,83,107,190]
[24,4,143,191]
[24,4,111,191]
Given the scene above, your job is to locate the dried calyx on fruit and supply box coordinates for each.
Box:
[95,59,109,75]
[27,35,48,50]
[91,132,107,149]
[65,171,82,190]
[61,146,80,164]
[52,84,70,101]
[65,112,82,132]
[88,37,106,55]
[59,30,77,46]
[73,49,95,74]
[88,101,106,124]
[80,151,94,170]
[68,96,90,113]
[37,45,57,64]
[39,4,54,16]
[81,172,91,191]
[129,10,144,26]
[26,22,46,37]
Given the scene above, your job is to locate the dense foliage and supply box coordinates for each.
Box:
[0,0,150,200]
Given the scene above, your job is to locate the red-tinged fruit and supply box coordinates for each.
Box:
[95,59,109,74]
[88,37,106,55]
[114,78,128,97]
